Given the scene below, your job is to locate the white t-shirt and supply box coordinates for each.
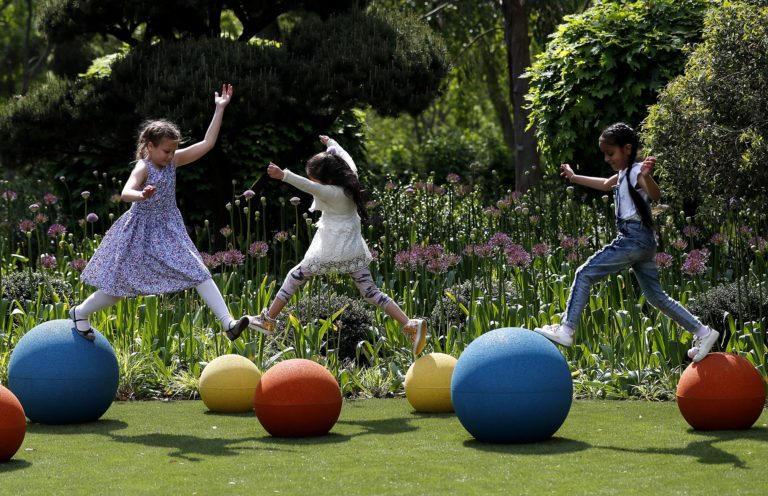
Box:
[614,163,650,221]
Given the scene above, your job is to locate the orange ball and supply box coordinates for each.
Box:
[677,353,766,430]
[254,359,342,437]
[0,384,26,462]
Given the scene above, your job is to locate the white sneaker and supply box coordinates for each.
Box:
[533,324,574,347]
[403,318,427,355]
[689,327,719,362]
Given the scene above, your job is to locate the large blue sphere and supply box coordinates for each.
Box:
[8,319,119,424]
[451,327,573,443]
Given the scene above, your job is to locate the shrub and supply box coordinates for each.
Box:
[644,1,768,215]
[1,270,74,305]
[431,278,519,331]
[688,279,768,330]
[526,0,710,176]
[279,291,376,362]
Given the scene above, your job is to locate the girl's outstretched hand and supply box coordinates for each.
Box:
[319,135,330,145]
[141,185,157,200]
[214,84,234,108]
[267,162,285,180]
[640,156,656,178]
[560,163,575,180]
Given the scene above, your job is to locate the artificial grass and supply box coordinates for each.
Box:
[2,399,767,495]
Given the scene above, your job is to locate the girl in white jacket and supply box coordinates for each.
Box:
[230,135,427,355]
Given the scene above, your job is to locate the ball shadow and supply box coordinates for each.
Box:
[0,459,32,472]
[462,436,591,455]
[26,418,129,436]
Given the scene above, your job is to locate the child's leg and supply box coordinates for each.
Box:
[349,268,406,324]
[632,260,718,361]
[195,278,239,329]
[562,241,636,331]
[350,268,426,354]
[269,265,315,318]
[71,290,121,332]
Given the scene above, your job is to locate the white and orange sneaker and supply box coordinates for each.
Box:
[403,318,427,355]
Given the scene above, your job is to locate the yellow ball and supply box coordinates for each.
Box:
[199,354,262,413]
[404,353,457,413]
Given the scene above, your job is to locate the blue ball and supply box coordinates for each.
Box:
[8,319,119,424]
[451,327,572,443]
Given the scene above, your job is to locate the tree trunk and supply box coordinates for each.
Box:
[479,41,516,171]
[500,0,541,192]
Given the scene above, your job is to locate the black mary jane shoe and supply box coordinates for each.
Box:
[224,316,250,342]
[69,307,96,342]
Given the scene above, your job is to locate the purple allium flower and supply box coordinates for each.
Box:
[365,200,378,210]
[671,239,688,251]
[243,189,256,200]
[385,181,396,190]
[34,213,48,224]
[86,213,99,223]
[504,243,531,268]
[473,243,495,258]
[682,225,700,238]
[560,237,577,252]
[532,243,550,258]
[738,226,753,236]
[710,233,727,246]
[81,191,91,199]
[47,223,67,238]
[405,187,415,195]
[18,219,35,233]
[682,248,710,276]
[463,244,475,256]
[29,203,40,213]
[200,252,221,269]
[496,198,512,210]
[290,196,301,206]
[750,236,767,253]
[69,258,87,272]
[1,190,18,201]
[369,249,379,260]
[274,231,289,242]
[528,215,541,225]
[489,232,512,249]
[217,249,245,266]
[248,241,269,258]
[43,193,58,205]
[655,252,673,269]
[220,226,233,238]
[394,250,416,271]
[483,206,501,218]
[426,253,460,274]
[446,173,461,184]
[565,251,580,264]
[39,254,57,269]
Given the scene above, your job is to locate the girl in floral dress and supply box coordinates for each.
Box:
[71,84,252,341]
[233,135,428,355]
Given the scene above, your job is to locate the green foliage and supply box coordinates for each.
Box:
[689,279,768,330]
[0,6,448,225]
[526,0,711,174]
[280,290,376,363]
[643,1,768,214]
[1,270,74,305]
[430,278,518,331]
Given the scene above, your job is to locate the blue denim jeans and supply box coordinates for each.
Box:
[563,220,702,334]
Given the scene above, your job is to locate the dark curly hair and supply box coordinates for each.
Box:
[306,151,367,222]
[600,122,654,229]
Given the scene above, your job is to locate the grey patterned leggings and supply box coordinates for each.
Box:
[275,265,392,309]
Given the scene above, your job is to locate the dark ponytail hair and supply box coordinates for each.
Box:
[306,152,368,223]
[600,122,654,229]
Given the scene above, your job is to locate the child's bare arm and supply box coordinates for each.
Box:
[637,156,661,202]
[121,162,156,202]
[175,84,233,167]
[561,163,617,191]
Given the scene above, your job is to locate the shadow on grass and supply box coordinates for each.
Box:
[0,459,32,472]
[598,427,768,469]
[336,415,420,437]
[462,436,591,455]
[26,419,129,436]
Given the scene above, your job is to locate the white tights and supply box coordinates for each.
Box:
[72,279,236,331]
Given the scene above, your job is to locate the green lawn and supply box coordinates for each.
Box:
[2,399,767,495]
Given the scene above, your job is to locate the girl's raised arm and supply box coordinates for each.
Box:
[175,84,233,167]
[321,135,357,176]
[561,163,617,191]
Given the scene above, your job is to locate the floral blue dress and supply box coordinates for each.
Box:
[81,160,210,296]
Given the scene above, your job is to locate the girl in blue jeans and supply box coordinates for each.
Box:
[534,123,718,362]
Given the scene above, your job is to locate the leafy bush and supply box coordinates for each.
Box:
[1,270,74,305]
[280,290,376,362]
[526,0,710,175]
[431,278,519,331]
[644,1,768,215]
[688,279,768,330]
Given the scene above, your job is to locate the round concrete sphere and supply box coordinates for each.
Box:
[254,359,342,437]
[677,353,766,430]
[199,354,262,413]
[405,353,457,413]
[451,327,573,443]
[8,319,119,424]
